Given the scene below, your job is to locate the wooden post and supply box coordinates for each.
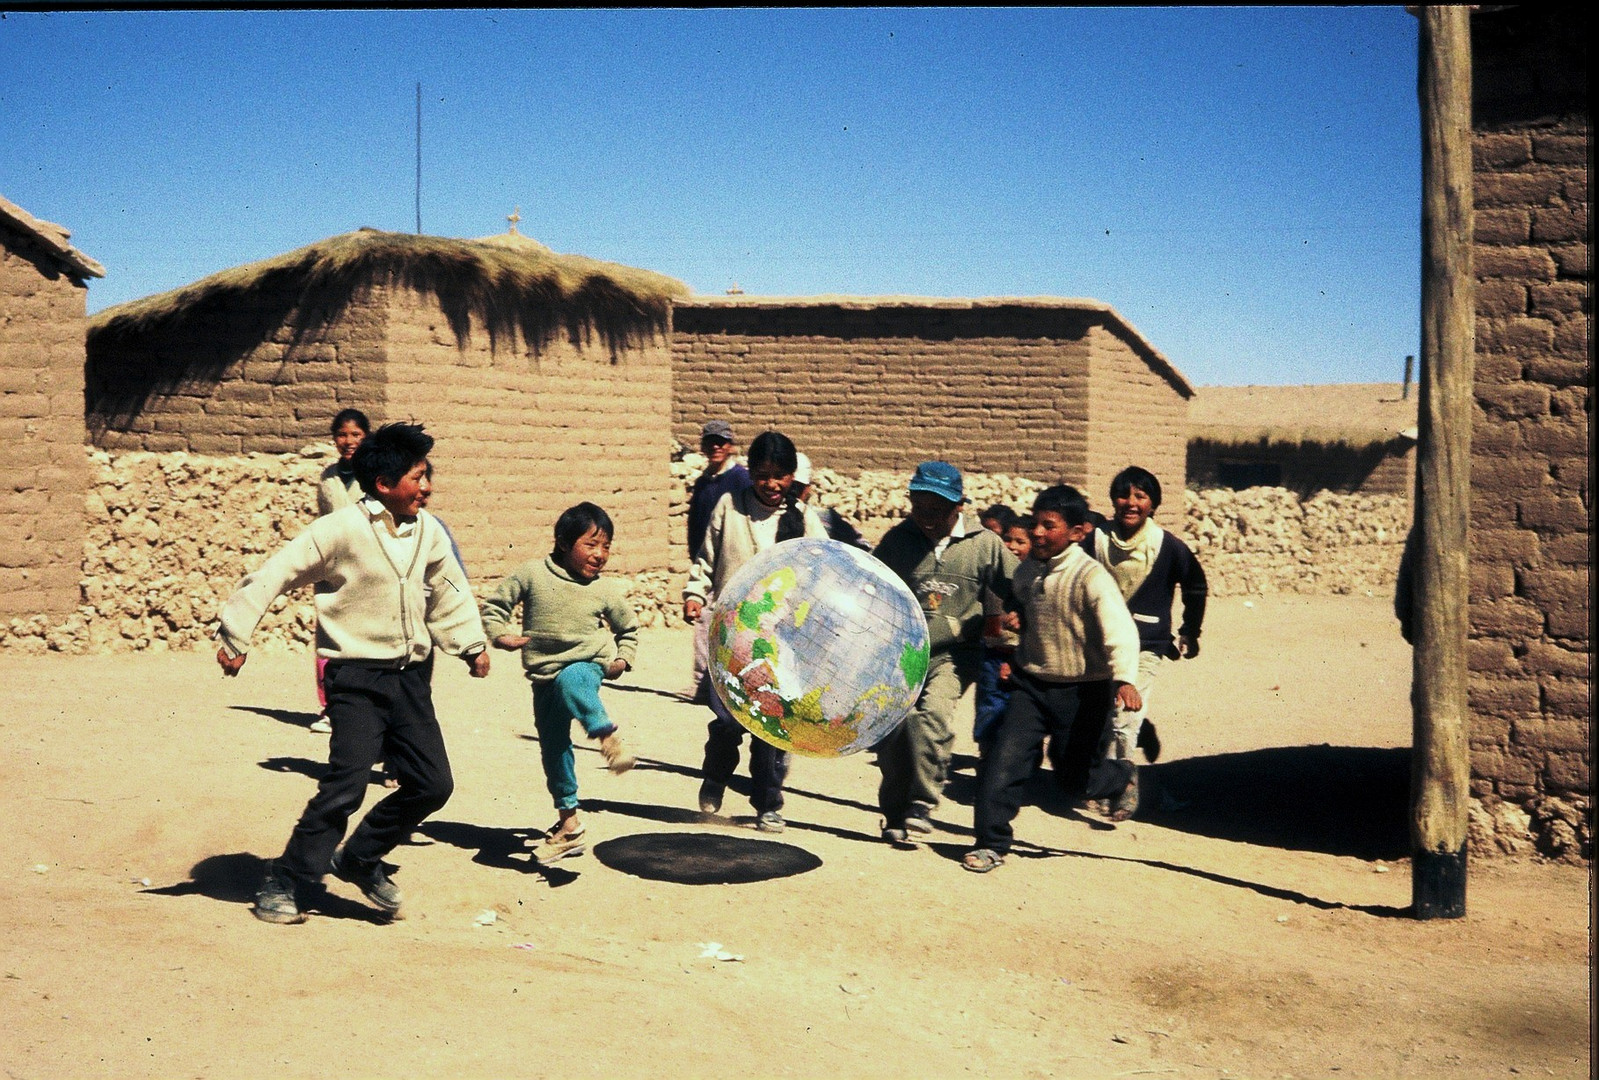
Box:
[1411,5,1474,920]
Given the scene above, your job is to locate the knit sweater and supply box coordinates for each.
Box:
[1011,544,1140,685]
[873,516,1018,654]
[480,555,640,684]
[217,500,485,663]
[1091,525,1207,658]
[684,488,826,603]
[317,461,363,517]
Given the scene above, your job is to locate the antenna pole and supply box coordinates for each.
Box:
[415,82,422,234]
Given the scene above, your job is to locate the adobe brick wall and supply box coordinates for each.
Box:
[0,220,89,618]
[1466,6,1590,858]
[86,289,386,454]
[671,302,1189,499]
[380,289,673,580]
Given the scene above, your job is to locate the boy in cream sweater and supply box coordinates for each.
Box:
[965,485,1142,874]
[216,423,489,923]
[480,502,640,864]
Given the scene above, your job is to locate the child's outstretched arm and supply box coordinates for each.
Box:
[214,527,330,676]
[480,570,531,650]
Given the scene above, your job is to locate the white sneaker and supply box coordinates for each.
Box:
[309,715,332,734]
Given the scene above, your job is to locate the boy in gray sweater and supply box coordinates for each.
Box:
[480,502,639,863]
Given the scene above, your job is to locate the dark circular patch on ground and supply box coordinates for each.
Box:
[592,832,822,885]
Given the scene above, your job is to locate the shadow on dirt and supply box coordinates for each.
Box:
[230,705,321,729]
[141,852,388,921]
[592,831,822,885]
[947,744,1410,862]
[418,820,582,886]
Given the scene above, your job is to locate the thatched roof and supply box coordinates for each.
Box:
[677,294,1195,397]
[89,228,687,356]
[0,193,105,282]
[1190,383,1419,448]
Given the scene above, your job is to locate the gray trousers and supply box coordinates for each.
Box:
[875,647,981,825]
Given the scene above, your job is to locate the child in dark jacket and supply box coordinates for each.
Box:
[1090,466,1207,772]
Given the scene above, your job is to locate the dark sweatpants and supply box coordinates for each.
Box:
[973,669,1133,855]
[700,677,791,814]
[278,658,454,880]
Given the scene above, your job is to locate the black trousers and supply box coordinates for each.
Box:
[279,658,454,880]
[700,676,791,814]
[973,670,1133,854]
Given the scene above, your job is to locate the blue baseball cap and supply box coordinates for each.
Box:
[907,461,965,504]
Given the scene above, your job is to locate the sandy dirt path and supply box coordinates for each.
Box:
[1,594,1589,1079]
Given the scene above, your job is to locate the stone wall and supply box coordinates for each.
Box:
[670,300,1189,511]
[1466,4,1590,855]
[0,218,90,619]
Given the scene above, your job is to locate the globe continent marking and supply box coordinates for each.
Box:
[707,539,931,758]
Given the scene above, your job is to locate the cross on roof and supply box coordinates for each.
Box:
[507,206,521,235]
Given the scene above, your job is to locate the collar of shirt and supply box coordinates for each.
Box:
[361,496,417,538]
[931,513,968,560]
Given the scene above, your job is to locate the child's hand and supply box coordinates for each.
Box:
[1114,682,1142,712]
[684,599,704,623]
[1177,633,1200,659]
[997,661,1012,684]
[217,647,246,677]
[1000,611,1023,633]
[466,650,491,678]
[494,634,531,650]
[603,658,628,680]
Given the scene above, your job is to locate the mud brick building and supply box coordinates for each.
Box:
[0,195,103,619]
[1187,383,1418,498]
[671,296,1193,504]
[86,229,685,579]
[1466,6,1590,838]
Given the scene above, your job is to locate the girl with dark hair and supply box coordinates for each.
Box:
[310,409,372,733]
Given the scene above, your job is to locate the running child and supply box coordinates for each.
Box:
[480,502,639,864]
[965,485,1141,873]
[1089,466,1207,778]
[973,514,1034,742]
[217,422,489,922]
[683,431,826,832]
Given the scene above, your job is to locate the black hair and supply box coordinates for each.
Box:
[1110,466,1163,511]
[1010,513,1036,532]
[980,504,1019,530]
[331,408,370,437]
[746,431,798,475]
[553,502,614,555]
[352,422,434,497]
[1031,484,1092,527]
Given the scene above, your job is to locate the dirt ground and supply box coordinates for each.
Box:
[1,594,1590,1079]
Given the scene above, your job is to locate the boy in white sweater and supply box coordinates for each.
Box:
[965,485,1142,873]
[216,423,489,922]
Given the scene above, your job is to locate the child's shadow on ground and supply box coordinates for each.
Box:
[231,705,321,729]
[141,852,385,922]
[259,756,389,788]
[417,820,581,886]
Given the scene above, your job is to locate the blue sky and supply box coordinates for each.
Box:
[1,7,1421,386]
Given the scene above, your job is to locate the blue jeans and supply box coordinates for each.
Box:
[532,662,616,811]
[973,650,1012,742]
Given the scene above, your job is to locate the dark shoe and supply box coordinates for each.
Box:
[252,862,307,925]
[1136,719,1162,763]
[756,810,786,833]
[330,846,403,917]
[1110,766,1140,823]
[697,782,724,816]
[904,801,934,835]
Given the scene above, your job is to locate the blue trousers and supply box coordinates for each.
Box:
[532,662,616,811]
[973,650,1013,742]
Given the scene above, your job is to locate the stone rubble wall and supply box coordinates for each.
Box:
[1,446,1419,658]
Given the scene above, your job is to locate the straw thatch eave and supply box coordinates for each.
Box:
[1190,384,1419,450]
[89,228,687,359]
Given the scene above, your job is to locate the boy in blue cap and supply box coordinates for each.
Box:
[871,461,1018,843]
